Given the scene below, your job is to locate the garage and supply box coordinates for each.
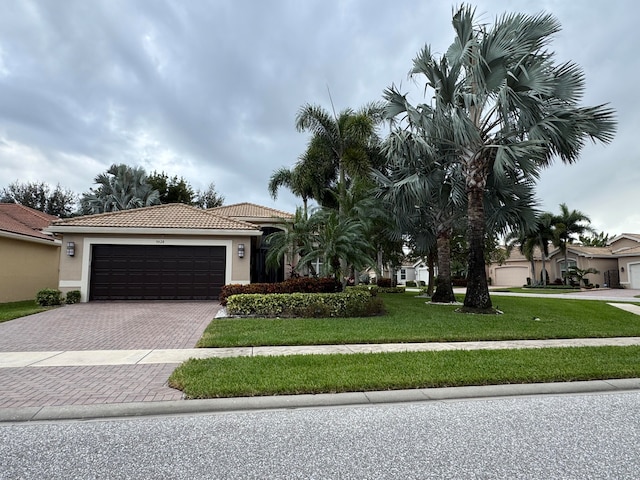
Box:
[630,264,640,289]
[493,266,529,286]
[90,244,226,300]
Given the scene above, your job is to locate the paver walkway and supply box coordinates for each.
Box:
[0,302,220,408]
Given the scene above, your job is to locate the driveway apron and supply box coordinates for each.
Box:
[0,302,220,409]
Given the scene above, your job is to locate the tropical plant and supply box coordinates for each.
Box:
[268,163,316,218]
[384,5,616,311]
[579,231,613,247]
[552,203,595,284]
[295,101,385,216]
[80,164,160,214]
[567,266,599,287]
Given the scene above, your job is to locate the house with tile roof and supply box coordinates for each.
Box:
[46,202,293,302]
[488,233,640,288]
[0,203,61,302]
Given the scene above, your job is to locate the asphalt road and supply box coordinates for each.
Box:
[1,392,639,479]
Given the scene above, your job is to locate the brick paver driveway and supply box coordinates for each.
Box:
[0,302,220,409]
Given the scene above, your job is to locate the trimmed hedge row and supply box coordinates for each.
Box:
[219,277,341,306]
[225,290,384,318]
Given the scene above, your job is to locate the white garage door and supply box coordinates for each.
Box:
[630,264,640,289]
[494,266,529,286]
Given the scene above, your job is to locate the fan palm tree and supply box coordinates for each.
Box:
[385,5,616,311]
[80,164,160,214]
[552,203,595,284]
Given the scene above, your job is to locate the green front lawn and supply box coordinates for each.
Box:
[0,300,47,323]
[169,345,640,398]
[198,293,640,347]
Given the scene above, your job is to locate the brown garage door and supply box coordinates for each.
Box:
[90,244,226,300]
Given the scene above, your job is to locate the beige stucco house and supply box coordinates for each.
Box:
[0,203,61,302]
[47,202,292,302]
[489,233,640,288]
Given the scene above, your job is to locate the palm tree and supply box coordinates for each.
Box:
[552,203,595,284]
[385,5,616,311]
[80,164,160,214]
[268,163,315,218]
[295,101,384,216]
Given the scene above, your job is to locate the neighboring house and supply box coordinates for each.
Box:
[209,202,294,283]
[489,233,640,288]
[46,203,265,302]
[395,259,434,286]
[0,203,60,302]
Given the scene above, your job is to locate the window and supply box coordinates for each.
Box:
[559,259,577,279]
[400,268,406,280]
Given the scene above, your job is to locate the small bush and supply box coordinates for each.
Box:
[36,288,63,307]
[376,278,392,288]
[346,285,379,296]
[378,286,406,294]
[65,290,81,304]
[406,280,417,287]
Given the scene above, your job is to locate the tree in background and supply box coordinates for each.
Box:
[552,203,595,284]
[193,182,225,209]
[80,164,160,214]
[0,181,77,217]
[385,5,616,311]
[268,164,316,218]
[579,231,613,247]
[147,171,195,205]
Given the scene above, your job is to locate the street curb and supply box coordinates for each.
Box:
[2,378,640,423]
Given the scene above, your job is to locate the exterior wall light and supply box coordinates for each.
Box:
[238,243,245,258]
[621,267,625,272]
[66,241,75,257]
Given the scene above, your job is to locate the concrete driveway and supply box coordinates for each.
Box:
[0,302,220,409]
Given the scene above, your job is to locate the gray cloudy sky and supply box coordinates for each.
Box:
[0,0,637,234]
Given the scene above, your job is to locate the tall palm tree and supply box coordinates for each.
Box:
[385,5,616,311]
[552,203,594,284]
[295,101,384,216]
[80,164,160,214]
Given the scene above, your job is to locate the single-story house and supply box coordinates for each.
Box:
[0,203,61,302]
[488,233,640,288]
[47,202,293,302]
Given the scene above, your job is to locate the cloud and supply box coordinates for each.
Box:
[0,0,637,234]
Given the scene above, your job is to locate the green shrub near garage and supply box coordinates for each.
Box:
[36,288,63,307]
[226,290,384,318]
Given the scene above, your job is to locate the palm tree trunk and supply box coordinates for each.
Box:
[463,186,492,310]
[541,255,547,287]
[530,259,537,286]
[431,228,456,303]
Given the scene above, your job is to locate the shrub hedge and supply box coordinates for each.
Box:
[376,278,392,288]
[219,277,341,306]
[225,290,384,318]
[65,290,81,304]
[36,288,63,307]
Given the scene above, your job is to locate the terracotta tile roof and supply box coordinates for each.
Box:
[0,203,58,241]
[616,246,640,256]
[49,203,259,231]
[567,245,614,257]
[210,202,293,219]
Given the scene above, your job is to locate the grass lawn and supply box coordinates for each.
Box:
[492,287,581,294]
[197,293,640,347]
[169,345,640,398]
[0,300,47,324]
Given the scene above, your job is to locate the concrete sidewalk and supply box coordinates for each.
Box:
[3,337,640,368]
